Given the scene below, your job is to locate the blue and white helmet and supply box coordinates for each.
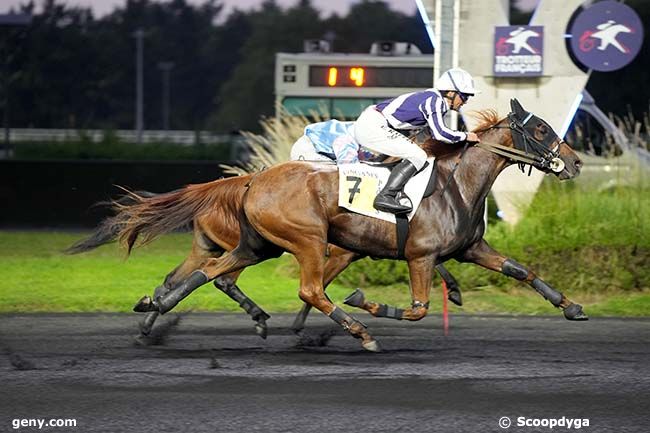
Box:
[435,68,480,95]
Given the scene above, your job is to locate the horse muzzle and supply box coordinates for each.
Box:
[556,156,582,180]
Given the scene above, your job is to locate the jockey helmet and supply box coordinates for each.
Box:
[435,68,480,96]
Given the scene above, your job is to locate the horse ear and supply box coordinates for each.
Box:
[510,98,526,117]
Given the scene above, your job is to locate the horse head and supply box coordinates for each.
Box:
[508,98,582,180]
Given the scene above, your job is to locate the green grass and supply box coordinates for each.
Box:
[0,232,352,313]
[0,228,648,316]
[1,173,648,316]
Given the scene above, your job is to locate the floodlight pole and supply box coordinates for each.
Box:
[133,29,145,144]
[157,61,174,131]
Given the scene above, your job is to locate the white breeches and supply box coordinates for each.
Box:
[353,107,428,170]
[290,135,332,161]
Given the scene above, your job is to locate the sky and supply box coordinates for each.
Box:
[0,0,419,18]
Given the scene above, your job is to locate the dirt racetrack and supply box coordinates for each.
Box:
[1,312,649,432]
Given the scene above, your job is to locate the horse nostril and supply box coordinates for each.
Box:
[575,159,583,170]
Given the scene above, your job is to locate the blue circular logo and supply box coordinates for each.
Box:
[569,0,644,72]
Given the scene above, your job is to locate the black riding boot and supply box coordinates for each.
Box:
[374,159,418,214]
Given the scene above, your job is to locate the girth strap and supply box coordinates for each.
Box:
[396,214,409,259]
[395,160,438,260]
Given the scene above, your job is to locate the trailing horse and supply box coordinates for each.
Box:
[133,99,588,351]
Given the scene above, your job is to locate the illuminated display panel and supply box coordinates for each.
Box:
[309,66,433,88]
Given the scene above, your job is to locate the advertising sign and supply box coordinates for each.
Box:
[494,26,544,77]
[569,0,644,72]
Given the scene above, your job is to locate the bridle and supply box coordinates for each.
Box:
[475,111,566,175]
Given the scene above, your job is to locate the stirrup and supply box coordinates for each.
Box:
[373,195,412,214]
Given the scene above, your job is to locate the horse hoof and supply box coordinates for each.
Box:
[133,334,153,346]
[133,296,157,313]
[344,288,366,308]
[362,340,382,352]
[564,303,589,321]
[254,322,268,339]
[448,290,463,306]
[139,324,152,336]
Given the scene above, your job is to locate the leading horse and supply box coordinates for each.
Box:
[67,168,463,340]
[134,99,588,351]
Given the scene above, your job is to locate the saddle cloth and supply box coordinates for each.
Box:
[337,157,435,223]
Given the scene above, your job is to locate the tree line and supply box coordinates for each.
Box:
[1,0,648,133]
[1,0,430,132]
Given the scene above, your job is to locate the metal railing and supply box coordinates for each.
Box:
[5,128,242,146]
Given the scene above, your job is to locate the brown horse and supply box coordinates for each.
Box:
[68,171,463,339]
[133,99,587,351]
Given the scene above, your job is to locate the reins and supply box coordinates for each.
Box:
[437,112,565,196]
[475,139,549,173]
[472,116,565,175]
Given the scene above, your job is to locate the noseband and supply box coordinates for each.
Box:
[476,111,565,175]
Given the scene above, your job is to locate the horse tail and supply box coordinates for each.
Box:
[65,191,158,254]
[65,178,246,256]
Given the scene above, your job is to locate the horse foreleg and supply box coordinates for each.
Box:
[292,245,380,352]
[343,256,435,321]
[214,271,271,339]
[460,239,588,320]
[290,246,361,334]
[436,264,463,306]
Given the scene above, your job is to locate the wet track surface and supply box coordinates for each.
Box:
[1,313,649,432]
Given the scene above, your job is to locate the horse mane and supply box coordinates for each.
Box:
[471,109,513,146]
[470,109,502,132]
[419,109,511,159]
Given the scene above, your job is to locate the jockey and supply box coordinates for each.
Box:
[353,67,481,214]
[290,119,373,164]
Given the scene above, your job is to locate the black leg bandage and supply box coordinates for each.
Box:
[329,307,366,331]
[374,304,405,320]
[502,258,529,280]
[531,278,563,307]
[215,279,270,322]
[155,270,209,314]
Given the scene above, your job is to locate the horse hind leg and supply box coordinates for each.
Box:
[342,263,461,319]
[134,237,276,315]
[342,256,435,322]
[342,292,431,322]
[214,272,271,339]
[343,288,408,320]
[137,262,185,336]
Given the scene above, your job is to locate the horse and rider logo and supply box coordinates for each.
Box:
[579,20,633,54]
[494,26,544,77]
[496,27,542,55]
[569,0,643,71]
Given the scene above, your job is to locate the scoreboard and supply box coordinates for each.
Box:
[275,52,434,119]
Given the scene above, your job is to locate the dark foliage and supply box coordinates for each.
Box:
[2,0,647,133]
[2,0,429,132]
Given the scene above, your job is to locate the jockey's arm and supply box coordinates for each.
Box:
[421,96,468,144]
